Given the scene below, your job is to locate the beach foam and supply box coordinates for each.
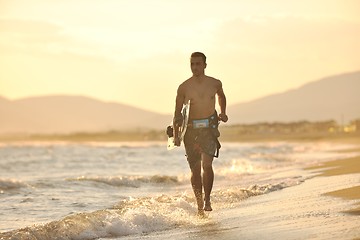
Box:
[67,175,181,188]
[0,178,297,240]
[0,178,27,191]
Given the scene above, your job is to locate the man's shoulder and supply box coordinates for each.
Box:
[206,76,222,86]
[179,78,192,87]
[207,75,220,81]
[177,78,191,94]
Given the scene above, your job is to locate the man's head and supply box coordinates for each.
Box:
[191,52,206,64]
[190,52,207,77]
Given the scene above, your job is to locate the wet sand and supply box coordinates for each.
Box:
[325,186,360,215]
[308,156,360,216]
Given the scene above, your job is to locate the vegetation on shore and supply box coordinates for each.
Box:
[1,119,359,143]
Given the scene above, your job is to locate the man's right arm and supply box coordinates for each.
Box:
[173,85,185,145]
[174,85,185,124]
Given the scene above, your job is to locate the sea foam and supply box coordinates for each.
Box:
[0,178,299,240]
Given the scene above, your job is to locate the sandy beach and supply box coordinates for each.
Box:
[310,156,360,216]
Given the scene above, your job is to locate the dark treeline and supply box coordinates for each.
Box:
[1,119,359,142]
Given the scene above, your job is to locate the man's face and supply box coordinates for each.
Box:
[190,57,206,77]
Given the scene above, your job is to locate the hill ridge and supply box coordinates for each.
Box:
[1,71,359,134]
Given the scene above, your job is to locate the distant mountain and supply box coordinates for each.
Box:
[228,71,360,124]
[0,96,9,103]
[1,71,359,134]
[0,95,171,134]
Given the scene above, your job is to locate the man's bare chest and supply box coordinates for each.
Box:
[186,85,217,100]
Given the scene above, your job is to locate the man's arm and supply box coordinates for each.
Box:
[174,84,185,124]
[217,81,228,122]
[173,85,185,145]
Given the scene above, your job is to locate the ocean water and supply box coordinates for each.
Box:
[0,141,356,239]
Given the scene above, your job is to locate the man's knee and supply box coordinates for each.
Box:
[202,156,213,171]
[189,158,201,172]
[202,164,213,173]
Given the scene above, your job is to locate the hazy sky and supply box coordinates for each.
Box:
[1,0,359,114]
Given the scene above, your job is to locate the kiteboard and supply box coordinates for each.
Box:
[167,100,190,150]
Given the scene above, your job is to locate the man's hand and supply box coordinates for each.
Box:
[174,137,181,146]
[219,113,228,123]
[173,114,183,127]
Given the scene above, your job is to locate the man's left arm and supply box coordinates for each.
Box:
[217,81,228,122]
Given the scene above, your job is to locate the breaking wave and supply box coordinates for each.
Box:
[0,180,299,240]
[67,175,182,188]
[0,178,27,191]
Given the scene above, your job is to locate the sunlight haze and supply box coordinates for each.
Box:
[0,0,359,113]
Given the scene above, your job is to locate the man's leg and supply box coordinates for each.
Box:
[190,160,204,214]
[202,153,214,211]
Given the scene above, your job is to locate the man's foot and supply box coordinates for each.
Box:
[204,201,212,211]
[197,209,205,218]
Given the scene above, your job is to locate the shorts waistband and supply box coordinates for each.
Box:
[188,111,218,129]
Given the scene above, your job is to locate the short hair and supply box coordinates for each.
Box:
[191,52,206,64]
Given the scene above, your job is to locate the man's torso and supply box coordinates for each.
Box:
[181,76,219,119]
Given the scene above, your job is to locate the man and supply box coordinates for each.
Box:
[173,52,228,215]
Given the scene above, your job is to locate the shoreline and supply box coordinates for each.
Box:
[306,155,360,216]
[0,130,359,143]
[142,141,360,240]
[173,149,360,240]
[126,149,360,240]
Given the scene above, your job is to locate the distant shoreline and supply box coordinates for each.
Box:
[0,129,359,144]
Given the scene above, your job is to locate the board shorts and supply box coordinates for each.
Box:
[184,111,221,169]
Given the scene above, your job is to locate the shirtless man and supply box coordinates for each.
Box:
[173,52,228,215]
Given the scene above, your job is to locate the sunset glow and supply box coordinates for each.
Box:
[0,0,359,113]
